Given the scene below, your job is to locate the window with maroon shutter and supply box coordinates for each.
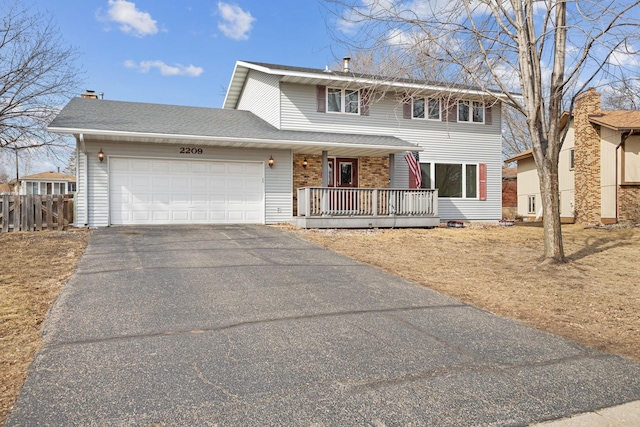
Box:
[485,105,492,125]
[316,85,326,113]
[403,98,411,119]
[442,98,457,122]
[361,88,370,116]
[479,163,487,201]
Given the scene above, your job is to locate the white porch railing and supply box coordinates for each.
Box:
[297,187,438,217]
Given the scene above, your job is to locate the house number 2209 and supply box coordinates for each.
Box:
[180,147,203,154]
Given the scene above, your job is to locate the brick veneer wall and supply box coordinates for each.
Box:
[619,186,640,223]
[292,154,389,215]
[573,89,602,223]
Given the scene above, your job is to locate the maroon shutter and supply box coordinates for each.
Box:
[448,99,458,122]
[403,99,411,119]
[485,105,492,125]
[479,163,487,201]
[317,85,326,113]
[361,88,370,116]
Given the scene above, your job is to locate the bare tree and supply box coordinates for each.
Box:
[0,1,81,169]
[602,76,640,110]
[502,104,531,161]
[325,0,640,262]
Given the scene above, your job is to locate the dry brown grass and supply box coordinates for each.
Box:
[295,223,640,362]
[0,231,89,426]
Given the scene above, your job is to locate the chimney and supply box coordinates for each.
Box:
[81,90,98,99]
[573,88,602,224]
[343,56,351,73]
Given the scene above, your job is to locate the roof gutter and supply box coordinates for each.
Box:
[48,127,417,153]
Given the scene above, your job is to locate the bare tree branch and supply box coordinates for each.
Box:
[0,0,82,158]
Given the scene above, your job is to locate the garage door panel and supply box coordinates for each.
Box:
[110,158,264,225]
[131,159,151,172]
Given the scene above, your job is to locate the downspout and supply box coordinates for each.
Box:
[79,133,89,227]
[616,131,637,223]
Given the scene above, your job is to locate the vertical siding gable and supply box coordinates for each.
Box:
[237,70,281,128]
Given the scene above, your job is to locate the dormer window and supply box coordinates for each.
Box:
[327,87,359,114]
[412,97,441,120]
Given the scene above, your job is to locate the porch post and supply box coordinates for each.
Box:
[322,150,329,187]
[389,153,395,187]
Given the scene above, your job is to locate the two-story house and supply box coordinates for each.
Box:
[48,59,504,228]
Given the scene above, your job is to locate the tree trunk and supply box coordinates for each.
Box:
[539,158,565,263]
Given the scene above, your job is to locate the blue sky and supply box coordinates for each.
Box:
[30,0,341,108]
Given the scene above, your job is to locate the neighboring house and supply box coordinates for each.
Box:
[48,59,504,228]
[506,89,640,224]
[9,171,77,196]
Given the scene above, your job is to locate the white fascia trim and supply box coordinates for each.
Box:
[48,127,417,153]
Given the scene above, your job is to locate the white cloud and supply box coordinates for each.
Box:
[106,0,158,37]
[609,47,640,67]
[217,2,255,41]
[124,60,204,77]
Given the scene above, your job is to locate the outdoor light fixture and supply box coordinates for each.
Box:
[268,155,274,168]
[302,157,308,169]
[98,148,105,163]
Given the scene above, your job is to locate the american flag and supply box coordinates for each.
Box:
[405,152,422,188]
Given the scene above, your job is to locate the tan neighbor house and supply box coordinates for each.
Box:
[507,89,640,224]
[9,171,76,195]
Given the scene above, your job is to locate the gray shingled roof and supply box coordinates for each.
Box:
[242,61,513,95]
[49,98,415,150]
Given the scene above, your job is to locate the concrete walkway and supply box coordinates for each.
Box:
[7,225,640,426]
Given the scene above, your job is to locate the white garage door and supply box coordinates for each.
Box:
[109,157,264,225]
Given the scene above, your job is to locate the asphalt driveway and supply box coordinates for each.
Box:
[8,225,640,426]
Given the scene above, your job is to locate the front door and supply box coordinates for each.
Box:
[328,158,358,187]
[327,158,359,213]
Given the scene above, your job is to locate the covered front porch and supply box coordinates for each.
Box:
[294,187,439,228]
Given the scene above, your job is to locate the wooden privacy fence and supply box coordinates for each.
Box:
[0,195,74,232]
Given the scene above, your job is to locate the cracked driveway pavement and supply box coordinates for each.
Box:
[8,225,640,426]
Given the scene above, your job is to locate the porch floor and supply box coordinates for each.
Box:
[293,215,440,229]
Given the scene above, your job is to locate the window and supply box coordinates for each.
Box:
[528,195,536,214]
[327,87,359,114]
[569,149,575,170]
[68,182,77,192]
[458,101,484,123]
[420,162,479,198]
[412,97,441,120]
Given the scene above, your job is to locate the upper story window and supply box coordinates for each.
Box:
[412,97,441,120]
[458,101,484,123]
[327,87,359,114]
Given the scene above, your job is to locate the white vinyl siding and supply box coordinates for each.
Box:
[75,151,88,226]
[236,70,281,128]
[516,157,540,218]
[80,139,292,227]
[280,82,502,221]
